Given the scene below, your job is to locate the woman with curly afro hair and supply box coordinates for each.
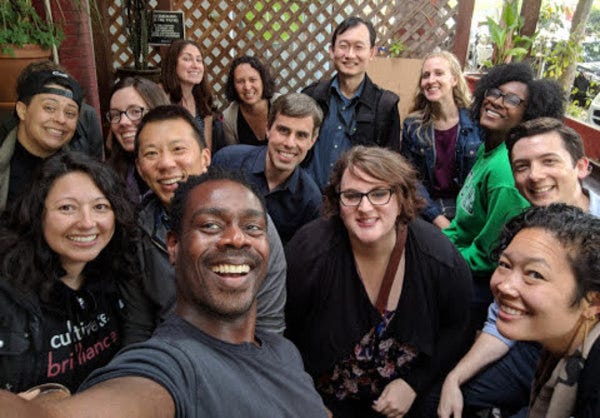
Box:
[442,62,565,332]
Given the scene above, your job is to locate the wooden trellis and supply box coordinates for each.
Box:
[107,0,459,110]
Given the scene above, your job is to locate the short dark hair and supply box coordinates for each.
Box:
[267,93,323,137]
[471,63,565,125]
[496,203,600,305]
[169,166,267,236]
[17,69,83,108]
[332,16,376,48]
[506,117,585,166]
[0,151,138,300]
[323,146,425,224]
[225,55,276,102]
[134,104,207,157]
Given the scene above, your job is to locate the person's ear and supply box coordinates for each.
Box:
[576,157,590,181]
[369,45,377,60]
[584,291,600,318]
[201,147,211,173]
[166,231,179,266]
[16,101,27,121]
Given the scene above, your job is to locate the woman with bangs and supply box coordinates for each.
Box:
[285,146,472,417]
[0,152,150,394]
[401,51,480,229]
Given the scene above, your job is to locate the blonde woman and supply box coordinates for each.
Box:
[401,51,480,229]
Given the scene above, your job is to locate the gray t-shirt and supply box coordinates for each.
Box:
[81,316,327,418]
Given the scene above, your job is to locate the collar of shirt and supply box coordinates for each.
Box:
[331,75,365,104]
[250,145,302,194]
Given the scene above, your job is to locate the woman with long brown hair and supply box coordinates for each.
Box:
[161,39,225,152]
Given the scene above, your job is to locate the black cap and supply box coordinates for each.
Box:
[17,70,84,108]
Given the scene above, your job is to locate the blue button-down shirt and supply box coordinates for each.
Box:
[307,77,365,189]
[212,144,322,243]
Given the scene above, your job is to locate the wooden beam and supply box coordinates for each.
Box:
[453,0,475,68]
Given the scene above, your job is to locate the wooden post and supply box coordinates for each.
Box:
[453,0,476,68]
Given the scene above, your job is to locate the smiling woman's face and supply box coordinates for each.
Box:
[490,227,588,354]
[338,166,400,247]
[43,171,115,272]
[479,81,528,135]
[109,86,149,153]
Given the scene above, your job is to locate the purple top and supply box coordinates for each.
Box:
[432,124,459,198]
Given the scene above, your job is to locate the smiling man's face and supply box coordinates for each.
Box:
[167,179,269,319]
[135,117,210,206]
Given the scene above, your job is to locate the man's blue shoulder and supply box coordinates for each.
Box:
[211,144,265,170]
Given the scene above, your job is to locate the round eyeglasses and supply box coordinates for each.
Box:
[338,188,395,206]
[106,105,146,124]
[484,88,525,108]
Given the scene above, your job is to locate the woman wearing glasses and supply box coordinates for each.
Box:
[106,77,169,204]
[285,146,473,417]
[442,63,565,333]
[401,51,480,229]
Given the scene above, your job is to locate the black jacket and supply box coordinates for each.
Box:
[302,74,401,151]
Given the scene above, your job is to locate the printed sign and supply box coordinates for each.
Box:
[149,11,185,45]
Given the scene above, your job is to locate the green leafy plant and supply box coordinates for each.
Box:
[388,39,405,58]
[539,38,582,80]
[483,0,534,67]
[0,0,64,55]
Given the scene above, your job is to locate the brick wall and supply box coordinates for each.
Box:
[45,0,101,119]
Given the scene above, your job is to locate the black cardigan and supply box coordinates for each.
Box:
[285,216,472,394]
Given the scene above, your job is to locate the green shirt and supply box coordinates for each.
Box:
[443,142,529,277]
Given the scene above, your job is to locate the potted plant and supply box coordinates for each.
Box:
[0,0,63,105]
[116,0,160,81]
[465,0,534,93]
[0,0,64,54]
[483,0,534,67]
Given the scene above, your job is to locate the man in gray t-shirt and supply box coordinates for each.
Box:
[0,168,327,418]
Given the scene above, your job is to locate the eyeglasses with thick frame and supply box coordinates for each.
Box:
[338,188,395,207]
[484,88,525,108]
[106,105,146,124]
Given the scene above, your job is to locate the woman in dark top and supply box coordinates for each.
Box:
[222,55,279,146]
[106,76,169,204]
[161,39,225,152]
[401,51,480,229]
[490,204,600,418]
[285,146,472,417]
[0,152,149,393]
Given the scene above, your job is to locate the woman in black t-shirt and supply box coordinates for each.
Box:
[0,151,148,393]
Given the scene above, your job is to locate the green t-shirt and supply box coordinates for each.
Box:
[443,142,530,277]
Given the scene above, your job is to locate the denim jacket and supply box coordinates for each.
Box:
[401,108,481,222]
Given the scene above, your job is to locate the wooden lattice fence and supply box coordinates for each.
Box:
[108,0,459,109]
